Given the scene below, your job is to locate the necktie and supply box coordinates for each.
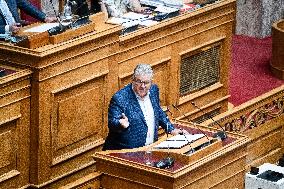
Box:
[0,0,16,25]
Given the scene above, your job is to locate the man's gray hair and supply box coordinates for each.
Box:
[133,64,153,79]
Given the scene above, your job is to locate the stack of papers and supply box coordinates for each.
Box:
[154,5,179,13]
[122,12,150,20]
[154,134,204,149]
[107,12,158,29]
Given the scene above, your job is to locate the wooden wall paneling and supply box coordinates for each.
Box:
[151,59,171,106]
[120,0,235,121]
[32,59,111,187]
[246,128,281,163]
[245,116,284,168]
[0,65,31,189]
[118,56,171,105]
[0,19,121,188]
[118,43,172,99]
[179,145,247,189]
[173,17,234,117]
[210,171,244,189]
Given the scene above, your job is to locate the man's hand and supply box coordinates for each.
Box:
[44,16,57,23]
[170,128,189,135]
[10,23,21,34]
[119,113,129,129]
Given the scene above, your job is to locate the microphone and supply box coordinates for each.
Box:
[180,129,195,155]
[48,0,70,36]
[165,105,174,138]
[49,0,63,24]
[191,101,227,141]
[62,0,74,21]
[166,106,174,117]
[172,104,211,143]
[153,106,175,169]
[154,156,174,169]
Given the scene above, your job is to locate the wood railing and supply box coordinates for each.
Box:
[203,85,284,167]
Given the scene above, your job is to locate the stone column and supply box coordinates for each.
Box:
[236,0,284,38]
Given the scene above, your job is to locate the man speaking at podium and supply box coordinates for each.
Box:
[0,0,56,34]
[103,64,183,150]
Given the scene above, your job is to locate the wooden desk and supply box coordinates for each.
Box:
[0,0,236,188]
[94,121,250,189]
[0,63,32,189]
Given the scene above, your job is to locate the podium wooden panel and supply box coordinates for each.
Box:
[0,63,32,189]
[0,12,121,188]
[94,121,250,189]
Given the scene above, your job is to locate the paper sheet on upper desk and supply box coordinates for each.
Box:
[154,5,179,13]
[139,19,158,27]
[122,12,150,20]
[23,23,70,33]
[106,17,130,25]
[154,134,205,149]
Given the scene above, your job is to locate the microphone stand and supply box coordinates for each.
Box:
[180,129,195,155]
[153,106,175,169]
[48,0,70,35]
[191,102,227,141]
[167,106,194,155]
[172,104,211,143]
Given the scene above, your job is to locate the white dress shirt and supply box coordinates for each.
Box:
[136,92,155,146]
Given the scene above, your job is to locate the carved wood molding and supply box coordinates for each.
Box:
[207,86,284,133]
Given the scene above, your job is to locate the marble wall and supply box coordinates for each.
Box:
[236,0,284,38]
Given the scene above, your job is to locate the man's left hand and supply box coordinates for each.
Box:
[44,16,57,23]
[170,128,189,135]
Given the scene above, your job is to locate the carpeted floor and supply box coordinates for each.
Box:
[229,35,284,106]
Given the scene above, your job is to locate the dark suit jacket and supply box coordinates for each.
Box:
[103,83,174,150]
[0,0,46,34]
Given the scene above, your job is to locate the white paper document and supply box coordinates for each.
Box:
[107,17,129,25]
[154,134,205,149]
[139,19,158,27]
[23,23,70,33]
[154,5,179,13]
[122,12,149,20]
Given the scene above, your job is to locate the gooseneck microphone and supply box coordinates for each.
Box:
[172,104,211,143]
[191,101,227,141]
[153,106,175,169]
[166,106,194,154]
[48,0,70,35]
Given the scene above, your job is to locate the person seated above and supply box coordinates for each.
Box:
[100,0,145,18]
[0,0,57,34]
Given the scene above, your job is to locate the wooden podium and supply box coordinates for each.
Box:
[93,121,250,189]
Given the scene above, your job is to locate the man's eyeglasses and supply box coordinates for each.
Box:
[133,79,152,86]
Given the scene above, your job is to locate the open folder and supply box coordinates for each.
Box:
[154,134,205,149]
